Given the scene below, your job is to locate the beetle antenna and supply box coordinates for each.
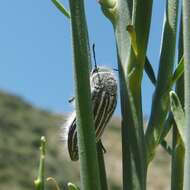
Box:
[92,43,101,83]
[92,43,98,70]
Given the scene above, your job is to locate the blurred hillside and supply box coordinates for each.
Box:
[0,91,170,190]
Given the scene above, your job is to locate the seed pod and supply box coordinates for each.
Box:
[62,67,117,161]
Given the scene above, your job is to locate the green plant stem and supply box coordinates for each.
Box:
[121,1,152,189]
[171,125,185,190]
[97,142,108,190]
[145,0,179,163]
[102,0,152,189]
[100,0,152,189]
[68,0,101,190]
[101,1,138,188]
[183,0,190,187]
[51,0,70,18]
[172,23,185,186]
[34,136,46,190]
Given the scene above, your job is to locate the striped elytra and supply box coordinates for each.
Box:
[63,67,117,161]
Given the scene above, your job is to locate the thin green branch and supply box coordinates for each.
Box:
[34,137,46,190]
[69,0,101,189]
[144,57,156,86]
[97,141,108,190]
[52,0,70,18]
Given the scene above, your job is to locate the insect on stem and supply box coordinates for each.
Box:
[63,44,118,161]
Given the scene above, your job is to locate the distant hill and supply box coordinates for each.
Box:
[0,91,170,190]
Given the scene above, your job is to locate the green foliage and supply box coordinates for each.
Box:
[1,0,188,188]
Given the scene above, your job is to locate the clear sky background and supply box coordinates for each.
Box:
[0,0,166,116]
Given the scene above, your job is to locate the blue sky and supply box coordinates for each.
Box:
[0,0,165,116]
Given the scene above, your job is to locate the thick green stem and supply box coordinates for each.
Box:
[183,0,190,188]
[69,1,101,190]
[145,0,179,162]
[100,0,152,189]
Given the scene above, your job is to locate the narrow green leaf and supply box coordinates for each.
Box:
[172,56,184,85]
[68,182,80,190]
[144,56,156,86]
[170,91,185,144]
[171,16,185,190]
[52,0,71,18]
